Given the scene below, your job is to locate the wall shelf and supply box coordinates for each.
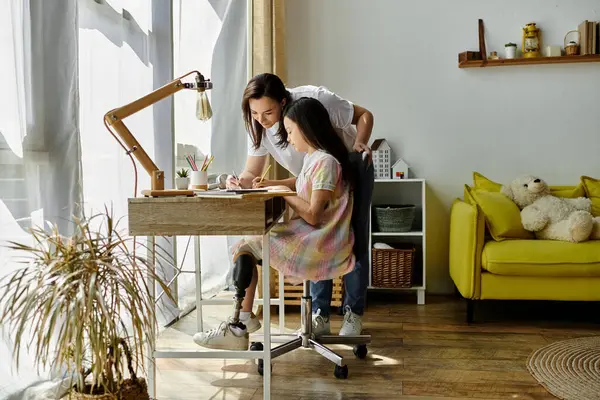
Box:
[459,54,600,68]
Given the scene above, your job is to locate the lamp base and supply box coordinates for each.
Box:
[142,189,195,197]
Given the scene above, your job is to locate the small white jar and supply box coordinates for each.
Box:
[505,43,517,59]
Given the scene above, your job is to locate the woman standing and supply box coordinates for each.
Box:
[230,73,374,339]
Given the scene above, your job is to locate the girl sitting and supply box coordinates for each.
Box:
[193,97,356,350]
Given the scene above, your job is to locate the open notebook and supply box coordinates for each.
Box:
[193,186,292,196]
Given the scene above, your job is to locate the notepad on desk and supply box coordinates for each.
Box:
[193,187,293,197]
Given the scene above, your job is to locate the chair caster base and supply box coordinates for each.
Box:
[250,342,272,376]
[334,364,348,379]
[353,344,368,359]
[250,342,263,351]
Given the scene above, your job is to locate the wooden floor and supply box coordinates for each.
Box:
[155,293,600,400]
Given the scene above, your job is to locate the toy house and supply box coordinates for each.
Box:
[371,139,391,179]
[392,158,409,179]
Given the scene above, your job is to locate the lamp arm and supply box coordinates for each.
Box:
[103,70,210,193]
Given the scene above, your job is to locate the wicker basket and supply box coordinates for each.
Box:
[373,205,416,232]
[371,246,415,288]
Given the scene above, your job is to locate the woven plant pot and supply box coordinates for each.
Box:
[70,378,148,400]
[373,204,416,232]
[68,339,149,400]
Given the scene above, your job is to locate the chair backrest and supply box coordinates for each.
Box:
[348,152,374,261]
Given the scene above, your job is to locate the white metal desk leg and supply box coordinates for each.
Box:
[194,236,203,332]
[147,236,157,399]
[262,234,271,400]
[278,271,285,334]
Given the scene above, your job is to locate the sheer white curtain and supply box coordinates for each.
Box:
[78,0,178,325]
[173,0,248,312]
[0,0,249,396]
[0,0,80,397]
[0,0,32,159]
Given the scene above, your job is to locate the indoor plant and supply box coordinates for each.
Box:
[0,208,175,399]
[175,168,189,190]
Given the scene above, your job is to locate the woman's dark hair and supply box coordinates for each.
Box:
[242,73,293,150]
[283,97,355,189]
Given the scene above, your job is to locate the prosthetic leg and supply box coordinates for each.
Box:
[229,252,256,330]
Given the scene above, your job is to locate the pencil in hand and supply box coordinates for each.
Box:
[258,164,272,185]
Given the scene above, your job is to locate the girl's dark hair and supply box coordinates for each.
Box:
[242,73,293,150]
[283,97,355,189]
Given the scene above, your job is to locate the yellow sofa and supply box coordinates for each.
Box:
[449,173,600,322]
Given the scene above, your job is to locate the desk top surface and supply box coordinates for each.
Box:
[129,190,296,203]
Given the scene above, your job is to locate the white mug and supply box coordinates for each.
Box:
[190,170,208,190]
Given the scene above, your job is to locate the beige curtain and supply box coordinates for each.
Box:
[252,0,289,310]
[251,0,288,182]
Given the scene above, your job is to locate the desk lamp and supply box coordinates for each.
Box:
[103,70,213,197]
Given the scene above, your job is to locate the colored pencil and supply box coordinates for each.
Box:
[259,164,271,184]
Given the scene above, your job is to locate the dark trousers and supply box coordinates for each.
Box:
[310,152,375,317]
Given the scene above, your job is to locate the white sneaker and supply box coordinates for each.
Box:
[296,309,331,336]
[193,321,249,350]
[339,305,363,336]
[240,312,261,333]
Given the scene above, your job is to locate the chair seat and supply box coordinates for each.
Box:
[482,240,600,277]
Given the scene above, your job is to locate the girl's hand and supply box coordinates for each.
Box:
[253,177,275,188]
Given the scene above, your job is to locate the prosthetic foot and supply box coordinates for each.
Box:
[192,252,256,350]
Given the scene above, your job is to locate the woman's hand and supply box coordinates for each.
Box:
[226,175,241,189]
[226,174,254,189]
[353,141,372,164]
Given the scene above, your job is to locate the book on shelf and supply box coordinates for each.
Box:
[578,20,599,55]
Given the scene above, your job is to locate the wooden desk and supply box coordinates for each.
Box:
[129,191,293,400]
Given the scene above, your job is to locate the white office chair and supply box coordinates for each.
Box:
[249,152,373,379]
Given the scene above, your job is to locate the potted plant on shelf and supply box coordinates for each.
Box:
[0,208,175,399]
[175,168,190,190]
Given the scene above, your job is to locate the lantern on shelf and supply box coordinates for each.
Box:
[522,22,541,58]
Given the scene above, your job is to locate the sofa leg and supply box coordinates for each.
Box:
[466,299,474,323]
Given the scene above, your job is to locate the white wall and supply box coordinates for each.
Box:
[286,0,600,294]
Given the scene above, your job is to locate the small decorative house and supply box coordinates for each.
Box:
[371,139,391,179]
[392,158,409,179]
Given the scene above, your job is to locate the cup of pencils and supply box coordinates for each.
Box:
[187,154,213,191]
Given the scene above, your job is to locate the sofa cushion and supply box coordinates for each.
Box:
[464,185,534,241]
[473,172,586,198]
[581,175,600,217]
[482,240,600,277]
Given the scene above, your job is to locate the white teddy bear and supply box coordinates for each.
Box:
[501,174,600,242]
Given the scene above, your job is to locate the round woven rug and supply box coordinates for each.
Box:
[527,336,600,400]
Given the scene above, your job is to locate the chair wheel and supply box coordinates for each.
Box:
[257,359,273,376]
[250,342,263,351]
[334,364,348,379]
[258,359,264,375]
[353,344,368,359]
[251,343,270,375]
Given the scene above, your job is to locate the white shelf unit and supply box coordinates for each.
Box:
[368,178,426,305]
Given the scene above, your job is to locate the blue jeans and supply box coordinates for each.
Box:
[310,153,374,317]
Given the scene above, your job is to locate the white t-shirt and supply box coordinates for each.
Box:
[247,85,357,177]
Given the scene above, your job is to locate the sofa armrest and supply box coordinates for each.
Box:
[449,198,485,299]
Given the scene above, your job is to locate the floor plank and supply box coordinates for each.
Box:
[154,294,600,399]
